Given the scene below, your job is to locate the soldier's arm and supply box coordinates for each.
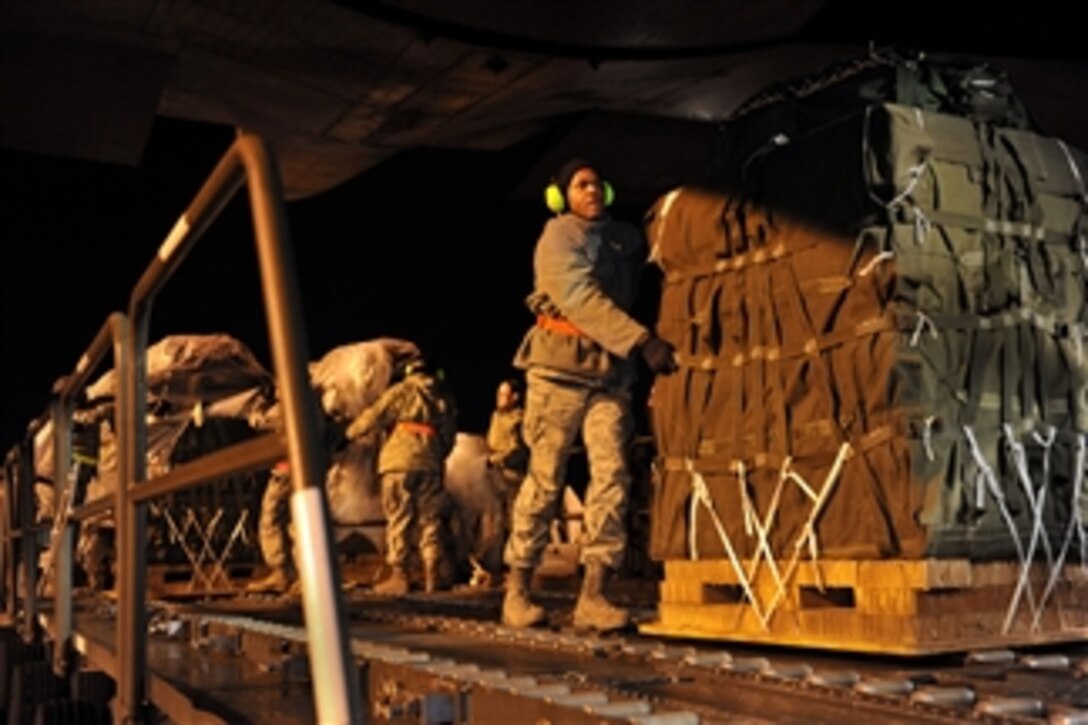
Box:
[345,384,403,439]
[536,220,648,357]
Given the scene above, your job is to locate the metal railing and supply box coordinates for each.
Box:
[1,132,362,723]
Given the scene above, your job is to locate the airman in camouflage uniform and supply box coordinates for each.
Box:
[463,378,528,587]
[247,460,296,593]
[503,159,677,631]
[486,378,528,513]
[346,359,457,595]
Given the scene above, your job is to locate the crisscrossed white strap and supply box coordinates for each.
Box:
[685,443,851,630]
[686,459,766,624]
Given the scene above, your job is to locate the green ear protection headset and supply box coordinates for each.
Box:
[401,359,445,382]
[544,177,615,214]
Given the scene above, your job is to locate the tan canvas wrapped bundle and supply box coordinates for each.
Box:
[641,51,1087,651]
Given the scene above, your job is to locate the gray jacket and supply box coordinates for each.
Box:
[513,212,648,388]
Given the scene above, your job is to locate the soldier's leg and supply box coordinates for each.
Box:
[503,373,587,571]
[415,471,448,592]
[376,471,411,594]
[502,372,586,627]
[573,388,633,631]
[579,389,633,568]
[381,472,412,569]
[248,468,294,593]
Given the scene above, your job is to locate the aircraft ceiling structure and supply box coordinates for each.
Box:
[2,0,1085,200]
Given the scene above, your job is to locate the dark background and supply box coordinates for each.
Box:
[4,0,1086,452]
[1,114,664,449]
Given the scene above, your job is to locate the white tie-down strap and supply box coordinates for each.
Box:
[735,460,792,621]
[649,188,682,268]
[857,250,895,278]
[686,459,766,624]
[963,425,1037,634]
[877,160,929,211]
[1002,424,1055,633]
[758,442,853,626]
[1030,431,1085,631]
[1077,435,1088,569]
[686,444,851,631]
[778,461,825,591]
[910,311,939,348]
[922,415,938,461]
[163,507,226,590]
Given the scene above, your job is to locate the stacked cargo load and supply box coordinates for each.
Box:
[642,48,1087,652]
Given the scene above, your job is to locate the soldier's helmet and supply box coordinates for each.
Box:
[395,356,431,380]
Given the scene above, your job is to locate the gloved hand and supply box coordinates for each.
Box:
[345,418,367,442]
[639,335,678,374]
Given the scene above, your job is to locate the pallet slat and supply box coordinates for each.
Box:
[642,558,1088,654]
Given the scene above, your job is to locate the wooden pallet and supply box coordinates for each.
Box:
[640,558,1088,655]
[147,562,258,598]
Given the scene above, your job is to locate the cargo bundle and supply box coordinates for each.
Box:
[642,48,1087,652]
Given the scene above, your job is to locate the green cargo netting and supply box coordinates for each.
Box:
[648,50,1087,566]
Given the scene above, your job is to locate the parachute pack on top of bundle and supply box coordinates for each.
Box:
[642,46,1086,650]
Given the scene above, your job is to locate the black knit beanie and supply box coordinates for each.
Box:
[554,158,596,197]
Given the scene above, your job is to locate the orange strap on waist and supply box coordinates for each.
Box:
[397,421,436,436]
[537,315,583,337]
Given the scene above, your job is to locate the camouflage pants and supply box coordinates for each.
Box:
[382,470,445,569]
[504,370,633,571]
[494,465,524,528]
[257,470,294,571]
[471,465,516,577]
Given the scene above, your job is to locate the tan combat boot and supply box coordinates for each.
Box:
[572,563,629,632]
[246,567,291,594]
[372,566,410,596]
[501,568,545,628]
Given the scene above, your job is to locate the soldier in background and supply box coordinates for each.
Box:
[246,460,296,593]
[247,392,353,595]
[486,377,528,519]
[464,377,528,588]
[346,357,458,595]
[247,340,422,596]
[502,158,677,631]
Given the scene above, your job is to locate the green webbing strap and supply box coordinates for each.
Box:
[909,308,1073,337]
[963,328,1003,423]
[766,264,789,458]
[1002,317,1016,425]
[71,451,97,467]
[920,209,1069,243]
[685,276,700,365]
[1020,320,1039,424]
[673,316,891,373]
[662,242,793,284]
[694,278,727,459]
[1054,139,1088,268]
[752,243,770,456]
[977,122,1005,221]
[663,421,895,475]
[728,283,744,472]
[779,253,899,553]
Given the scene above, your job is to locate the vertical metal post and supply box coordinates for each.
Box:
[17,435,39,639]
[115,315,146,723]
[112,131,359,722]
[241,133,362,724]
[48,313,130,674]
[50,397,73,673]
[1,460,13,621]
